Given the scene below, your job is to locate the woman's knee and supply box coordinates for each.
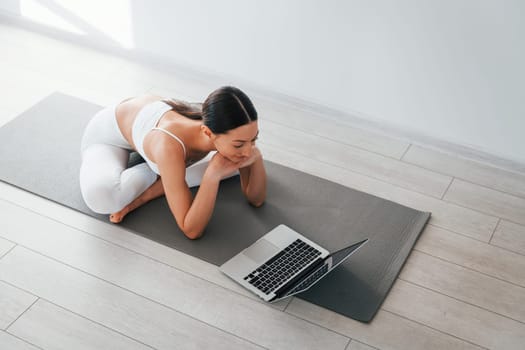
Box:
[80,161,158,214]
[80,182,126,214]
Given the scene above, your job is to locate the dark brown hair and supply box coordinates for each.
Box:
[162,86,257,134]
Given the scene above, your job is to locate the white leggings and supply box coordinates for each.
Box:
[79,104,212,214]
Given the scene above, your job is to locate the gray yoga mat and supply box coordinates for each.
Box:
[0,92,430,322]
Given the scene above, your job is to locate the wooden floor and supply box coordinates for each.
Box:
[1,22,525,350]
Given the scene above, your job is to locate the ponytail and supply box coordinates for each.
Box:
[162,98,203,120]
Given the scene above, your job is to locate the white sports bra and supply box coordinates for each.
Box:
[131,100,187,175]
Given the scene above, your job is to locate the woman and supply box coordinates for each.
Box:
[80,86,266,240]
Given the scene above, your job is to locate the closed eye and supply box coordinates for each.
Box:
[232,131,259,146]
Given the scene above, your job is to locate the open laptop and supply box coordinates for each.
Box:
[220,224,368,303]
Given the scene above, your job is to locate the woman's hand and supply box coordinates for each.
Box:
[205,152,242,181]
[205,146,263,184]
[238,146,262,169]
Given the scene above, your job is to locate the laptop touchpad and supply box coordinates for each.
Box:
[243,239,280,264]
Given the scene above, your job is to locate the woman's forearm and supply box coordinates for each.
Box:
[181,172,220,239]
[179,156,266,239]
[240,157,267,207]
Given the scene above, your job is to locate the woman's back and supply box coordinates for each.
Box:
[115,94,163,150]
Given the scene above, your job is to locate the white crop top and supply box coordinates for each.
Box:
[131,100,187,175]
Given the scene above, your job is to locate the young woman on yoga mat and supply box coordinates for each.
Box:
[79,86,266,239]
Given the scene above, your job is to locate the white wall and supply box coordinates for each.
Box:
[1,0,524,165]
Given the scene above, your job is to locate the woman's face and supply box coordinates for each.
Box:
[212,121,259,163]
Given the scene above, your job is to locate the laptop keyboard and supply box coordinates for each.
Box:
[243,239,323,294]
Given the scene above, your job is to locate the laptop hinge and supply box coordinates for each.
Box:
[272,257,325,299]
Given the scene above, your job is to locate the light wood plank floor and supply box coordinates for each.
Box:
[1,22,524,350]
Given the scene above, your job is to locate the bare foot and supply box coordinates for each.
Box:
[108,177,164,224]
[109,207,129,223]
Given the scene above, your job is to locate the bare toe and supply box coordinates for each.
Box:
[109,212,125,223]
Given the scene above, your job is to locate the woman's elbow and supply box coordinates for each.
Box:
[250,198,265,208]
[182,226,204,240]
[182,230,203,240]
[176,215,205,240]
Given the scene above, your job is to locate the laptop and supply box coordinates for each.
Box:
[219,224,368,303]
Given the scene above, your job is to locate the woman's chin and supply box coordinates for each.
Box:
[217,152,247,164]
[228,155,246,163]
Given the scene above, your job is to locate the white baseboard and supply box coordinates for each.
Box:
[261,91,525,174]
[2,12,524,174]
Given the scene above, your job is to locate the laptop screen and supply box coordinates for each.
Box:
[277,238,368,300]
[329,239,368,267]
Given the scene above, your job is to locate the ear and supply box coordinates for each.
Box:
[201,125,215,139]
